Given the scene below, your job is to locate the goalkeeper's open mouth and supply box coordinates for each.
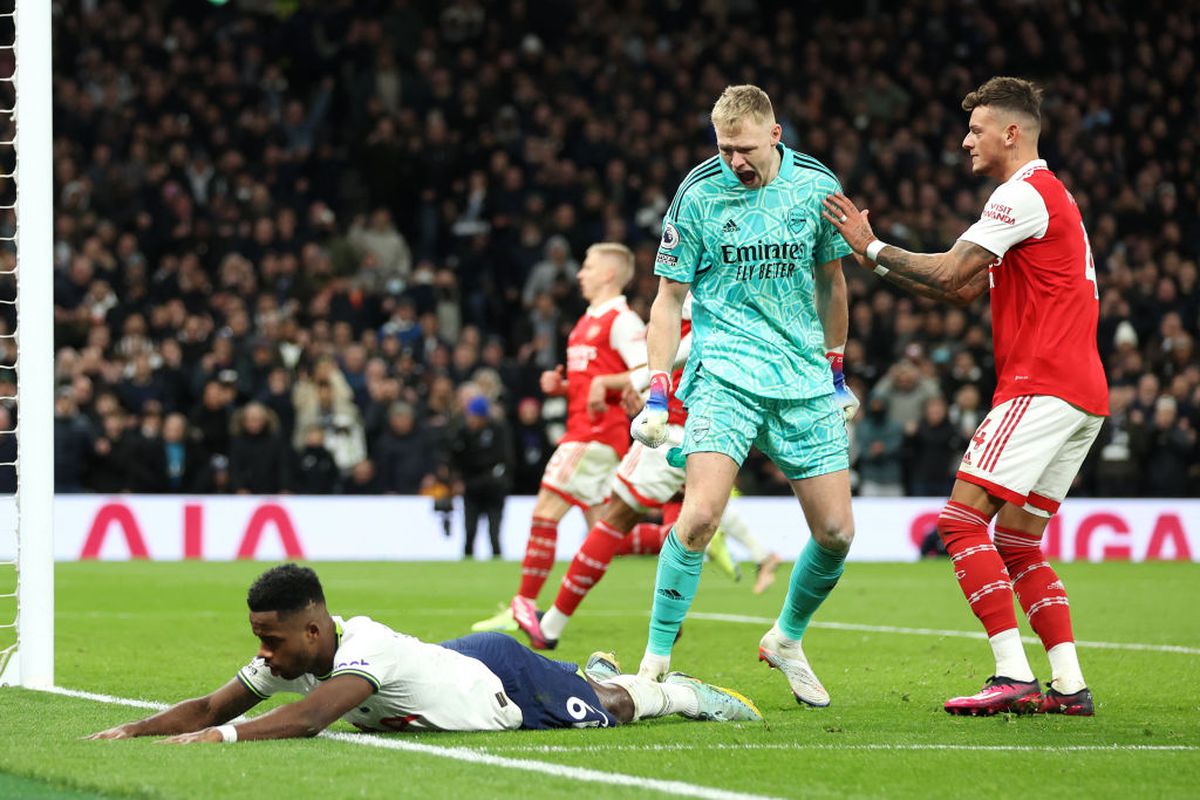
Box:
[736,169,758,187]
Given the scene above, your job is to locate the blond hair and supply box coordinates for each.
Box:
[588,242,635,287]
[710,85,775,130]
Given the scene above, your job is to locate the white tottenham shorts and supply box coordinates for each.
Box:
[957,394,1104,517]
[540,440,620,509]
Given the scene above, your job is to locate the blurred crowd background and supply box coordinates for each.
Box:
[22,0,1199,500]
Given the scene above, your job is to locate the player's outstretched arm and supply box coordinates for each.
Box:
[647,278,688,375]
[814,258,859,421]
[162,674,374,744]
[821,194,994,306]
[86,678,262,740]
[814,258,848,351]
[630,278,688,447]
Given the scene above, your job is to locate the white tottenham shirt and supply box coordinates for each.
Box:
[236,615,524,732]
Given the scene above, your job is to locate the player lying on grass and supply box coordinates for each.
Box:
[87,564,762,743]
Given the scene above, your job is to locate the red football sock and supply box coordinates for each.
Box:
[614,499,681,555]
[615,521,670,555]
[937,501,1018,638]
[553,520,628,616]
[518,516,558,600]
[995,525,1074,650]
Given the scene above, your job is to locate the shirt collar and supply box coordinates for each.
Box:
[1006,159,1048,183]
[315,616,344,681]
[587,295,627,316]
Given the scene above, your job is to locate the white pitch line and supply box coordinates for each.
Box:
[321,732,782,800]
[45,685,169,711]
[37,686,780,800]
[43,688,1199,758]
[689,613,1200,655]
[478,742,1200,754]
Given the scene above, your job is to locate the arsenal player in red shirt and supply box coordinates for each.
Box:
[824,77,1106,717]
[471,243,646,633]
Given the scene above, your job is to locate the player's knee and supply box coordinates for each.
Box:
[677,509,720,549]
[811,520,854,552]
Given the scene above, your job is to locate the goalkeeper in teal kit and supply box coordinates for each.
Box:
[631,85,859,706]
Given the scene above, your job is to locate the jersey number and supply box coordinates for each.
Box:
[1081,222,1098,300]
[566,695,609,728]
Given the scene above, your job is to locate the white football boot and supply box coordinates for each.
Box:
[758,622,830,707]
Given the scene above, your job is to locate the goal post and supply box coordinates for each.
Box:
[0,0,54,689]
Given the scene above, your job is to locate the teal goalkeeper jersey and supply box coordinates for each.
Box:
[654,143,851,400]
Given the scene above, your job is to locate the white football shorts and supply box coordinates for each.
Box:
[957,394,1104,517]
[612,424,686,513]
[540,440,620,509]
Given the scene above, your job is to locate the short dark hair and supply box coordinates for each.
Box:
[962,76,1044,126]
[247,564,325,615]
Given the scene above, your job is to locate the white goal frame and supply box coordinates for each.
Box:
[0,0,54,689]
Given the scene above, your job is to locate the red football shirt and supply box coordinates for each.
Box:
[959,159,1109,417]
[562,296,646,456]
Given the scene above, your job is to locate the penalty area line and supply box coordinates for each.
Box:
[38,686,780,800]
[688,613,1200,655]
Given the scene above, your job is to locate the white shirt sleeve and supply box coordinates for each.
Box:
[236,658,307,699]
[958,180,1049,258]
[610,309,648,370]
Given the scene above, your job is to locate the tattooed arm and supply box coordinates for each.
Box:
[821,193,994,306]
[872,240,994,306]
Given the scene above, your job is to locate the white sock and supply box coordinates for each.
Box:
[718,507,768,563]
[540,606,569,640]
[1047,642,1086,694]
[605,674,698,720]
[989,628,1035,682]
[638,652,670,681]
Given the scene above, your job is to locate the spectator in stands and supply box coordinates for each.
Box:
[1088,385,1146,498]
[375,402,433,494]
[87,411,152,493]
[54,387,94,493]
[343,458,383,495]
[870,359,942,431]
[190,379,234,459]
[348,209,413,295]
[1142,396,1196,497]
[511,396,552,495]
[292,425,342,495]
[522,235,578,308]
[904,396,963,497]
[855,396,906,497]
[149,413,209,494]
[228,402,291,495]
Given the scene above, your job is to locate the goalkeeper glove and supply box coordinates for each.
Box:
[827,348,860,422]
[630,371,671,447]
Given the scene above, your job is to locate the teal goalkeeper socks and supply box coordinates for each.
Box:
[646,528,705,656]
[778,537,847,640]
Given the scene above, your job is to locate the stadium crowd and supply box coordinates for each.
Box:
[38,0,1199,499]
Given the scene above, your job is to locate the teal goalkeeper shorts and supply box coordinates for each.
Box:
[680,366,849,481]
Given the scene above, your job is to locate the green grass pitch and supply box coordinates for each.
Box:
[1,558,1198,798]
